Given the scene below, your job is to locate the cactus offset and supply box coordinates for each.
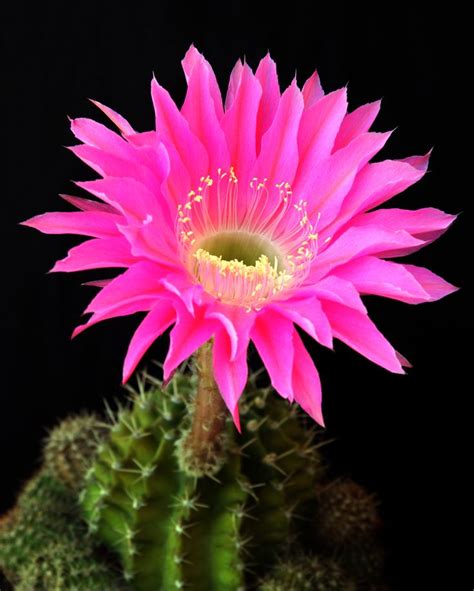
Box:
[43,414,108,491]
[259,552,357,591]
[0,471,128,590]
[315,479,381,546]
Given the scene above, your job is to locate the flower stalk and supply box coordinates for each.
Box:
[177,340,229,476]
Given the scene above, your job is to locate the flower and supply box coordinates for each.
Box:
[22,46,457,430]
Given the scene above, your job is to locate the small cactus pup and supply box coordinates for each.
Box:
[315,479,386,587]
[0,470,129,590]
[258,551,357,591]
[43,413,108,491]
[81,343,327,591]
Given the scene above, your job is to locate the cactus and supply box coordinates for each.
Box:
[43,413,108,491]
[80,364,325,591]
[315,479,381,546]
[258,552,357,591]
[0,470,129,590]
[1,352,390,590]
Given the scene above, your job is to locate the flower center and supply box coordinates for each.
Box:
[176,169,318,310]
[198,230,281,267]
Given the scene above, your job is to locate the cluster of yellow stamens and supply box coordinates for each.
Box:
[176,168,318,310]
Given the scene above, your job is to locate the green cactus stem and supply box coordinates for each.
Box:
[81,361,326,591]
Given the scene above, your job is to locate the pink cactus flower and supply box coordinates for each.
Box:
[22,46,457,430]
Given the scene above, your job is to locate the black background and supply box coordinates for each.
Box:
[3,2,469,589]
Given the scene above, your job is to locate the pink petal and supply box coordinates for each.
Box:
[117,221,178,267]
[255,53,280,152]
[291,330,325,426]
[181,54,229,172]
[400,150,432,171]
[212,311,254,433]
[182,45,224,121]
[313,275,367,313]
[251,80,304,185]
[151,77,208,185]
[122,301,176,382]
[89,99,136,136]
[163,305,218,380]
[72,298,157,338]
[322,153,431,240]
[251,309,295,401]
[221,64,262,181]
[295,88,348,189]
[271,297,333,348]
[333,256,431,302]
[69,144,161,195]
[308,225,423,282]
[50,238,135,272]
[402,264,459,302]
[225,59,244,110]
[351,207,457,242]
[299,131,392,229]
[84,262,167,315]
[333,100,381,151]
[302,70,324,108]
[77,176,172,226]
[70,117,134,160]
[322,301,404,374]
[21,210,121,238]
[59,194,119,214]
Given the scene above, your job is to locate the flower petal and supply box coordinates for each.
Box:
[77,176,172,225]
[163,305,218,381]
[251,309,294,400]
[351,207,457,242]
[295,88,348,187]
[70,117,134,159]
[151,77,208,185]
[299,131,392,228]
[322,300,404,374]
[122,301,176,383]
[302,70,324,108]
[313,275,367,312]
[401,264,459,302]
[59,194,119,214]
[20,210,121,238]
[251,80,304,185]
[72,298,157,338]
[222,64,262,182]
[182,45,224,121]
[323,154,431,239]
[50,238,135,272]
[212,309,255,432]
[308,224,423,282]
[84,262,167,315]
[291,330,325,426]
[333,256,431,303]
[255,53,280,152]
[225,59,243,110]
[333,100,381,151]
[89,99,136,136]
[181,52,229,172]
[271,297,333,348]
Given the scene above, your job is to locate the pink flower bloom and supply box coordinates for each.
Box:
[22,46,457,430]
